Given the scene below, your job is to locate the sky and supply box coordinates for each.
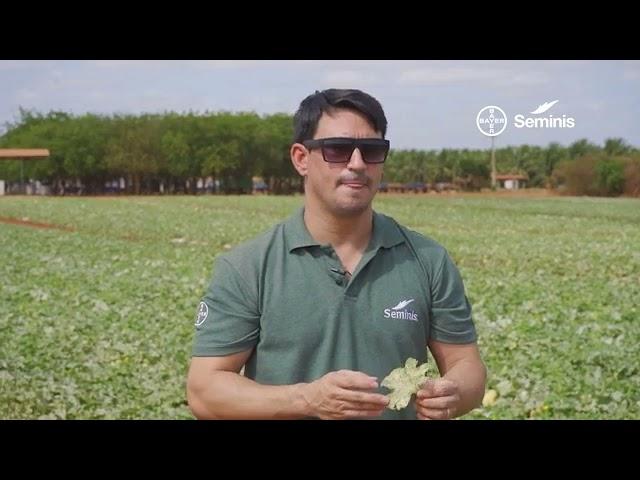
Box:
[1,60,639,150]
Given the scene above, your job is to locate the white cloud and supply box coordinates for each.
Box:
[500,72,550,87]
[86,60,178,69]
[622,67,640,81]
[88,91,107,100]
[397,66,501,85]
[15,89,39,101]
[85,60,287,70]
[192,60,280,69]
[584,101,606,112]
[397,65,550,87]
[0,60,56,71]
[322,70,375,87]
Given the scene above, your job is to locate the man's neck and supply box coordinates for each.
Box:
[303,202,373,252]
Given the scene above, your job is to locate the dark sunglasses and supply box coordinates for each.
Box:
[302,137,390,164]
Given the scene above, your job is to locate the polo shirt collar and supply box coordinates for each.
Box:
[286,206,405,253]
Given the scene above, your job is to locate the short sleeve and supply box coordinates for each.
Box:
[192,256,260,356]
[429,250,477,343]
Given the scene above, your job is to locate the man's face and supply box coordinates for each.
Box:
[302,109,385,217]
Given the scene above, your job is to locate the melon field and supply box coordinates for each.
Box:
[1,194,638,419]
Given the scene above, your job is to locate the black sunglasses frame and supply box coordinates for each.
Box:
[302,137,390,164]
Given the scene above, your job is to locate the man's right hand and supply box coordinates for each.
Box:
[299,370,389,419]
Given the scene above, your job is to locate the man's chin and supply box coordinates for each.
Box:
[331,198,372,217]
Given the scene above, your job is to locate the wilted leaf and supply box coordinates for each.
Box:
[483,389,498,407]
[496,379,513,397]
[381,358,432,411]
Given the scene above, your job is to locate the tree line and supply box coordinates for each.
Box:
[1,108,638,196]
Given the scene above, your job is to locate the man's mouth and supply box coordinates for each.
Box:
[340,180,368,189]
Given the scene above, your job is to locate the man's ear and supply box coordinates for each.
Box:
[290,143,309,177]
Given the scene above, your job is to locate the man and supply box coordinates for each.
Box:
[187,88,486,420]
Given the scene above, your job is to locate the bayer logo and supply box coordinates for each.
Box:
[195,301,208,326]
[476,106,508,137]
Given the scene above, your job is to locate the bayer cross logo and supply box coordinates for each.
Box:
[476,106,508,137]
[195,301,208,326]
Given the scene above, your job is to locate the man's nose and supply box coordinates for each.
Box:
[347,148,366,170]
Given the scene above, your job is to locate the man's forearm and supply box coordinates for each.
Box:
[443,359,487,417]
[188,371,311,419]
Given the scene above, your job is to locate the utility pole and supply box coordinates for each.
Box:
[491,136,496,189]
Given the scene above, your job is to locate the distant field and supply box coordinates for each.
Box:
[1,194,638,419]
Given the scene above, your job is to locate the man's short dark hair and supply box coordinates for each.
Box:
[293,88,388,143]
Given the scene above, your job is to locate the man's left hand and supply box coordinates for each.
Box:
[415,378,460,420]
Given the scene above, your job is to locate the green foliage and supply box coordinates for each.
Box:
[553,155,636,196]
[0,109,298,194]
[1,195,638,419]
[596,159,625,195]
[1,108,637,196]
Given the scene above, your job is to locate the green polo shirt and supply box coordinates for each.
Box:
[192,206,477,420]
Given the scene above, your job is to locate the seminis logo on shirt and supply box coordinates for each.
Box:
[384,299,419,322]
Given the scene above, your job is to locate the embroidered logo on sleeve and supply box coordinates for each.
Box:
[195,302,209,326]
